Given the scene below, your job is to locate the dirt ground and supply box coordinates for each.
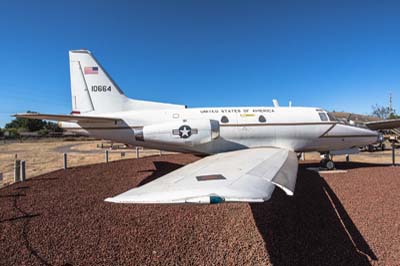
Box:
[0,154,399,266]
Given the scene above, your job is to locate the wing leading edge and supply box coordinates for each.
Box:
[105,148,299,204]
[13,113,121,123]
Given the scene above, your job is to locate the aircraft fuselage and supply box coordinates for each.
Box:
[60,106,378,154]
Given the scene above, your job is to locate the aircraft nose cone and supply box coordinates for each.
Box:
[325,124,378,138]
[323,124,378,147]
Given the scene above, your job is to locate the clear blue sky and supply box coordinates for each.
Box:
[0,0,399,127]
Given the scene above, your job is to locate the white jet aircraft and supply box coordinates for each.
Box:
[15,50,399,204]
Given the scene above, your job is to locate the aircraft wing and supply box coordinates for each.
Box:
[365,119,400,130]
[105,147,298,204]
[13,113,121,123]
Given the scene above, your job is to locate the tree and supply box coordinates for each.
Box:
[5,117,47,132]
[5,111,45,131]
[388,113,400,119]
[371,104,393,120]
[45,121,63,132]
[5,128,20,139]
[4,111,62,132]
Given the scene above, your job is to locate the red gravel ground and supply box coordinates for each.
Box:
[1,154,399,266]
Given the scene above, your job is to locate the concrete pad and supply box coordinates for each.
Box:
[307,167,348,174]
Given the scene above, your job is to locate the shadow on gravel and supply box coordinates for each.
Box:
[1,187,50,265]
[251,166,377,266]
[302,161,390,170]
[138,161,184,186]
[0,213,40,223]
[0,193,26,198]
[27,176,59,181]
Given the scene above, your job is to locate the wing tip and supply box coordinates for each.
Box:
[104,197,118,203]
[13,112,38,117]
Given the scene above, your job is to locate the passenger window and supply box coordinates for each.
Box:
[259,115,266,123]
[318,112,328,121]
[221,116,229,123]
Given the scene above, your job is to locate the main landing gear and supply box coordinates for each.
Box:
[320,153,335,170]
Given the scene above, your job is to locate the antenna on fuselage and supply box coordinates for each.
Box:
[272,99,279,108]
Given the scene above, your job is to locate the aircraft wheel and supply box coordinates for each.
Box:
[325,160,335,170]
[368,145,374,152]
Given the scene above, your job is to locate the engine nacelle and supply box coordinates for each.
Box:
[134,119,220,146]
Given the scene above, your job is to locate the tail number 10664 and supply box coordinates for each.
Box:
[91,85,111,92]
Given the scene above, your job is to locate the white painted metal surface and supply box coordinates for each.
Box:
[105,148,297,204]
[14,50,381,204]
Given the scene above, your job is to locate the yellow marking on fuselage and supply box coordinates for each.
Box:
[240,113,255,117]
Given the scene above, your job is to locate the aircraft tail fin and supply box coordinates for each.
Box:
[69,50,185,114]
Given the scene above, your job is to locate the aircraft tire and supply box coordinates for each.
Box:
[368,145,374,152]
[326,160,335,170]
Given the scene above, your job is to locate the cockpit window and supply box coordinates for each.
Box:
[221,116,229,123]
[327,112,337,121]
[318,112,328,121]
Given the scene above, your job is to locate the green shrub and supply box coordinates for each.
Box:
[38,129,49,136]
[6,128,20,138]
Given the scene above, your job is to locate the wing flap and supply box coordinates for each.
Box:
[270,151,298,196]
[105,147,299,204]
[13,113,120,123]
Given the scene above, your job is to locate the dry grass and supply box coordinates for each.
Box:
[0,139,172,186]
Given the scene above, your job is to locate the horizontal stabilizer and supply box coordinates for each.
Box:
[13,113,121,123]
[365,119,400,130]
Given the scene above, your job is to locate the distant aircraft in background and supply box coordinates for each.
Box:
[15,50,400,204]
